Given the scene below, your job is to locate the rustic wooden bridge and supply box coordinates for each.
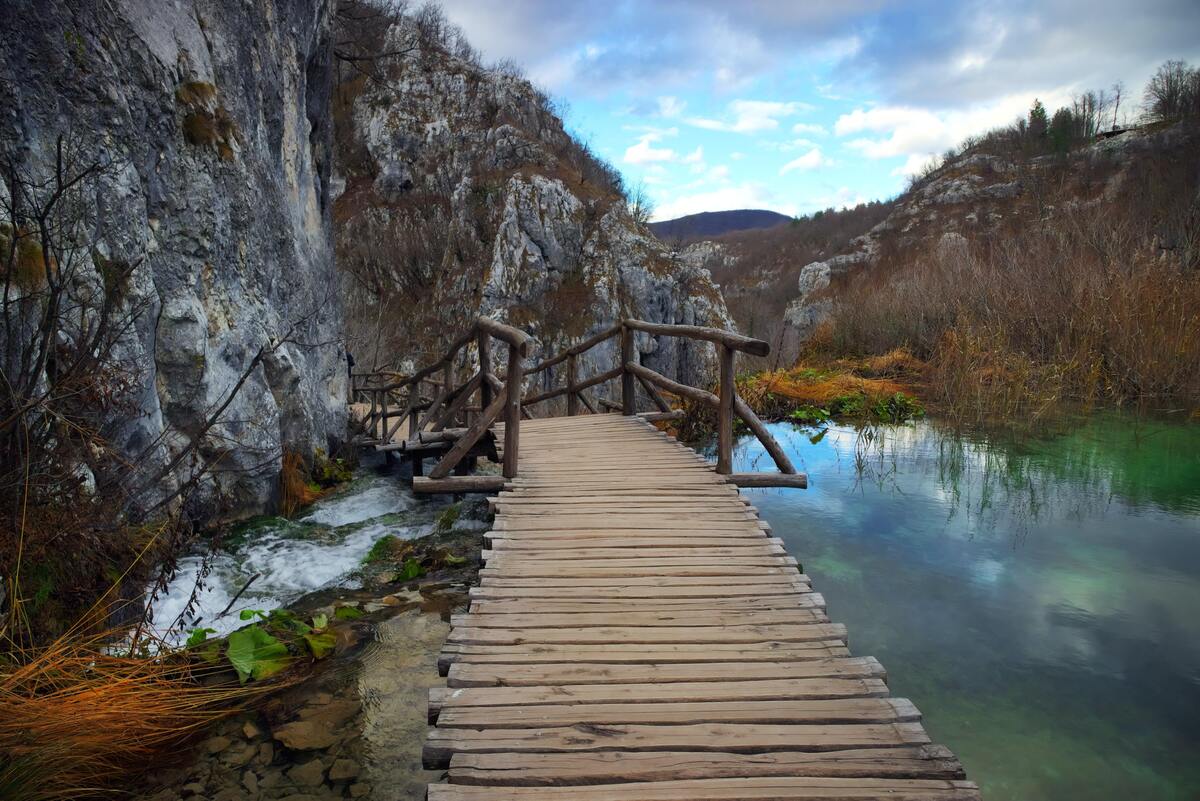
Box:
[351,318,979,800]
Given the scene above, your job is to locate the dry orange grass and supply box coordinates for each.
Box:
[0,628,262,800]
[744,368,911,407]
[278,450,323,518]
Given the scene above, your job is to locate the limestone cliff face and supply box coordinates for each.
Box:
[0,0,346,521]
[335,19,731,394]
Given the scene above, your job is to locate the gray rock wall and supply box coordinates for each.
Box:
[0,0,346,521]
[337,19,732,401]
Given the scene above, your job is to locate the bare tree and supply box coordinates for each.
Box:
[1143,60,1200,121]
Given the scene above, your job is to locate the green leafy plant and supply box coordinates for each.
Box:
[225,627,290,684]
[184,628,216,648]
[397,557,424,581]
[334,605,364,621]
[364,534,400,564]
[871,392,925,423]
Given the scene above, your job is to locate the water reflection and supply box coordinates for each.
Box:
[719,412,1200,801]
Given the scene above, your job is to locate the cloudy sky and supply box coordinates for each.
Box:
[439,0,1200,221]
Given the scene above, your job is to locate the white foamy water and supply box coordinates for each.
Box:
[147,473,425,645]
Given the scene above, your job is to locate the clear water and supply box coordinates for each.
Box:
[147,473,429,645]
[715,412,1200,800]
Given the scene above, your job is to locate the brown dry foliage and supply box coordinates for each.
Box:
[0,628,259,800]
[820,132,1200,421]
[278,450,323,518]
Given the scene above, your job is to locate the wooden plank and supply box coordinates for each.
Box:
[438,641,850,673]
[447,746,968,785]
[465,577,806,597]
[424,722,932,767]
[436,698,921,729]
[429,677,890,716]
[466,597,821,615]
[477,546,787,561]
[450,609,826,630]
[445,656,880,686]
[429,777,980,800]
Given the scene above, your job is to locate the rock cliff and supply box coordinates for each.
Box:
[0,0,346,521]
[334,14,731,393]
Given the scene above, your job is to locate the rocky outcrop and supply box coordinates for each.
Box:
[0,1,346,520]
[782,124,1192,336]
[336,17,731,393]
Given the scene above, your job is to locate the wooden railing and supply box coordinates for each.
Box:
[352,317,806,492]
[351,316,529,487]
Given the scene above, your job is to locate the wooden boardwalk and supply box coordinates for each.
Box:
[424,414,979,800]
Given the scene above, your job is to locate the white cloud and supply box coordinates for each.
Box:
[780,148,831,174]
[729,152,747,161]
[682,146,705,163]
[707,165,731,181]
[652,182,798,221]
[802,186,868,212]
[834,93,1072,174]
[658,96,687,118]
[687,99,812,134]
[792,122,829,136]
[623,130,678,165]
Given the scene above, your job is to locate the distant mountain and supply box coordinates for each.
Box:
[650,209,793,243]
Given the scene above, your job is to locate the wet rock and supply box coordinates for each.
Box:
[272,719,338,750]
[210,789,243,801]
[349,783,371,798]
[180,783,206,797]
[257,741,276,765]
[242,771,259,794]
[204,735,232,755]
[286,758,327,786]
[219,741,257,767]
[328,758,360,781]
[243,720,264,739]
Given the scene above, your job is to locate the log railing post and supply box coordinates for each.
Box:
[368,388,378,438]
[477,330,492,411]
[503,341,523,478]
[442,362,454,427]
[621,322,635,415]
[380,386,390,445]
[717,344,735,475]
[567,352,579,416]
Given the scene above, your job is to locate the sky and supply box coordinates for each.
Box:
[438,0,1200,221]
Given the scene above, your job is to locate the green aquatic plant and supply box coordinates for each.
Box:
[364,534,400,564]
[434,503,460,533]
[871,392,925,423]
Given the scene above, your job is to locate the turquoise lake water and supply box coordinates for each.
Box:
[712,413,1200,800]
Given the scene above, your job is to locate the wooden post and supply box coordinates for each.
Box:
[442,362,454,427]
[477,330,492,411]
[380,387,390,445]
[717,344,735,475]
[503,342,522,478]
[368,389,378,438]
[621,323,635,415]
[567,353,579,416]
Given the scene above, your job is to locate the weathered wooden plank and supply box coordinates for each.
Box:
[436,698,921,730]
[429,677,889,718]
[450,608,826,630]
[428,777,980,800]
[463,577,811,597]
[438,641,851,673]
[445,656,880,686]
[481,552,788,566]
[424,722,932,767]
[447,746,968,785]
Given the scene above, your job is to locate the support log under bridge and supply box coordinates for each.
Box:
[349,318,979,800]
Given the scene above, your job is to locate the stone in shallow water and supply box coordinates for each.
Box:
[286,758,326,786]
[328,758,361,781]
[271,719,338,750]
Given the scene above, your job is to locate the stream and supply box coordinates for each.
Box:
[715,410,1200,801]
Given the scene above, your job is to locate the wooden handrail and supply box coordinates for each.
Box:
[526,324,621,374]
[361,314,801,491]
[623,319,770,357]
